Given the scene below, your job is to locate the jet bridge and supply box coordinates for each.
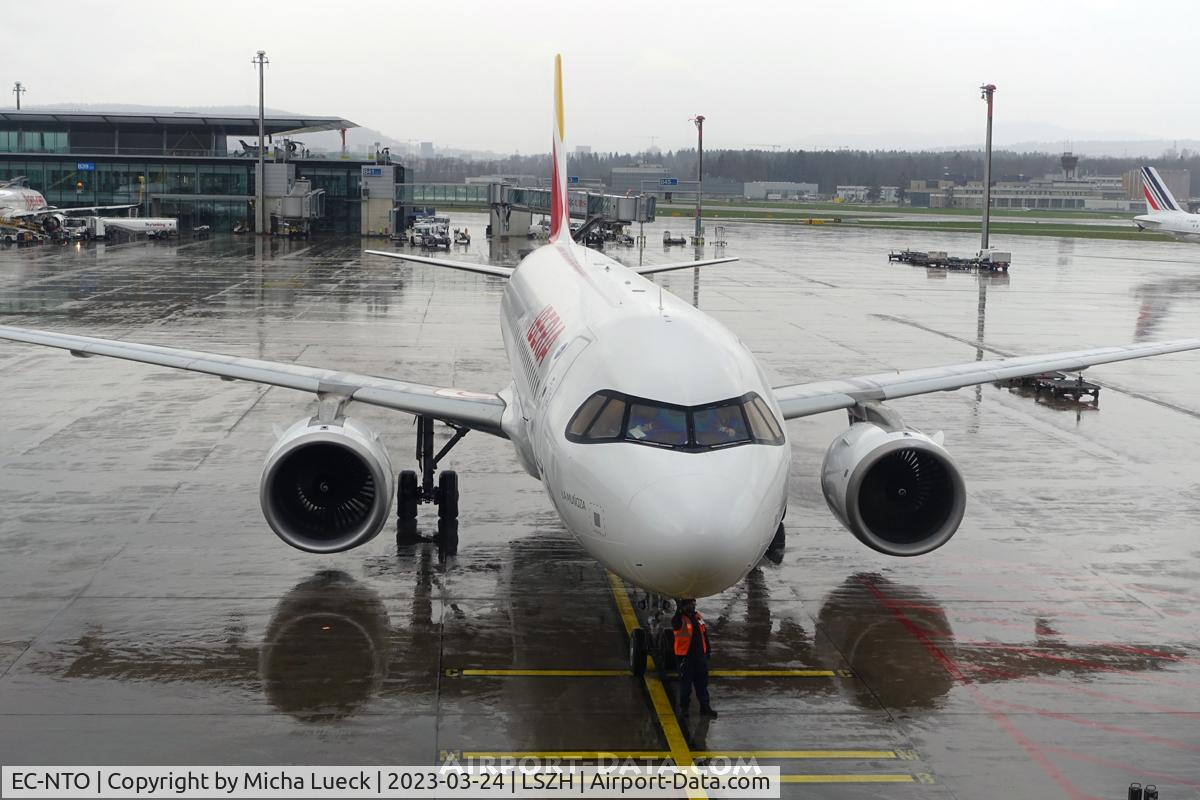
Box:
[395,182,655,240]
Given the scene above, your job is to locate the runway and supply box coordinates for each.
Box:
[1,218,1198,798]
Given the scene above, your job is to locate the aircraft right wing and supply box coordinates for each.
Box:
[772,339,1200,419]
[633,257,738,276]
[365,250,514,278]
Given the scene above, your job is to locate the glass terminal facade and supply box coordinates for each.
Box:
[0,111,403,234]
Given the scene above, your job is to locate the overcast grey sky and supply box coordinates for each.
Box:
[5,0,1198,153]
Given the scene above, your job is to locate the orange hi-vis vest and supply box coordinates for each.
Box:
[673,612,709,657]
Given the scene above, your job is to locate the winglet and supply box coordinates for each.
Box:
[1141,166,1181,213]
[549,54,571,244]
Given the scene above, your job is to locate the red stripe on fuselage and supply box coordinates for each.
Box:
[1144,185,1160,211]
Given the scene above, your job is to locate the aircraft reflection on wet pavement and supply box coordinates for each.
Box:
[1134,274,1200,341]
[32,561,1191,721]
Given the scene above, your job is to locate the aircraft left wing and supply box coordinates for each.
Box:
[772,339,1200,419]
[10,204,139,218]
[633,257,738,276]
[0,325,508,437]
[365,250,514,278]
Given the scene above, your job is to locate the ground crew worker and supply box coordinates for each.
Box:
[672,598,717,718]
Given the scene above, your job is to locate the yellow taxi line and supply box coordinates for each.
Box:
[459,669,629,677]
[461,751,670,760]
[453,667,841,678]
[694,750,899,760]
[781,774,916,783]
[605,571,706,800]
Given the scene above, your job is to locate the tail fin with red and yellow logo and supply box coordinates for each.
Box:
[549,54,572,244]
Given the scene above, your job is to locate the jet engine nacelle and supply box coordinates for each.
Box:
[821,421,965,556]
[260,416,395,553]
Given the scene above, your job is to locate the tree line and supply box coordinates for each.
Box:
[411,148,1200,195]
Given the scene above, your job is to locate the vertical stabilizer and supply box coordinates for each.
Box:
[549,55,571,244]
[1142,166,1182,213]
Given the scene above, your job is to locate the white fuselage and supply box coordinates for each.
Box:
[1134,209,1200,240]
[0,186,50,222]
[496,240,790,598]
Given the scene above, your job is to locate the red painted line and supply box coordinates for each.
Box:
[860,576,1100,800]
[989,698,1200,755]
[959,642,1200,690]
[1118,583,1200,601]
[1042,745,1200,789]
[963,639,1191,663]
[963,664,1200,718]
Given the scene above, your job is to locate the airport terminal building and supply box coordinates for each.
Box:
[0,109,404,233]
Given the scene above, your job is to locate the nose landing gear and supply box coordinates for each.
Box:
[396,415,466,523]
[627,593,677,676]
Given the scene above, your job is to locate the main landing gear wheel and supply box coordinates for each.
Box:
[656,628,676,675]
[396,415,468,528]
[629,628,648,677]
[769,522,786,552]
[397,470,419,519]
[437,470,459,520]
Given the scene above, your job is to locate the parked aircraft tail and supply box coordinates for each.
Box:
[1141,166,1182,213]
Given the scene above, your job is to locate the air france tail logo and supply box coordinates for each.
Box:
[526,305,565,365]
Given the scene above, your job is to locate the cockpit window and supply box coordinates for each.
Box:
[627,404,688,446]
[693,402,751,446]
[567,394,607,436]
[565,391,784,450]
[586,397,626,439]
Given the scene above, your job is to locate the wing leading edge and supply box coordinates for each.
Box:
[773,339,1200,419]
[0,325,507,437]
[633,257,739,276]
[365,249,514,278]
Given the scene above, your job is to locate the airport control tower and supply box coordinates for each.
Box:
[1061,152,1079,180]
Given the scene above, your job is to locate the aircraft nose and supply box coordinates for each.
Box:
[627,468,780,597]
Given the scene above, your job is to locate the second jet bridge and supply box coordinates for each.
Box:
[396,182,656,239]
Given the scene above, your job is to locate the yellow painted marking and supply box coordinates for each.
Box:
[781,774,916,784]
[455,750,906,762]
[695,750,898,760]
[462,751,669,760]
[554,54,564,139]
[453,667,840,679]
[709,669,838,678]
[606,571,705,799]
[460,669,628,678]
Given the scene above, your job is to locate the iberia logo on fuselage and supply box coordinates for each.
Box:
[526,305,566,365]
[21,191,47,211]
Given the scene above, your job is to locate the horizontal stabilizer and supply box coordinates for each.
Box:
[364,250,514,278]
[634,256,738,276]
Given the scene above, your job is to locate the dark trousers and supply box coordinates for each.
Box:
[678,655,710,709]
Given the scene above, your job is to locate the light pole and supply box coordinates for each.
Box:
[979,84,996,251]
[252,51,269,234]
[12,82,26,110]
[691,115,705,245]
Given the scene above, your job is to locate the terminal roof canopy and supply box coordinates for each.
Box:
[0,110,357,137]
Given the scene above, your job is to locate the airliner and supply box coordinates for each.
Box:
[1133,166,1200,239]
[2,58,1199,674]
[0,176,135,236]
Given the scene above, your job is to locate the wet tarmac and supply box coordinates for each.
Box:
[1,218,1199,798]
